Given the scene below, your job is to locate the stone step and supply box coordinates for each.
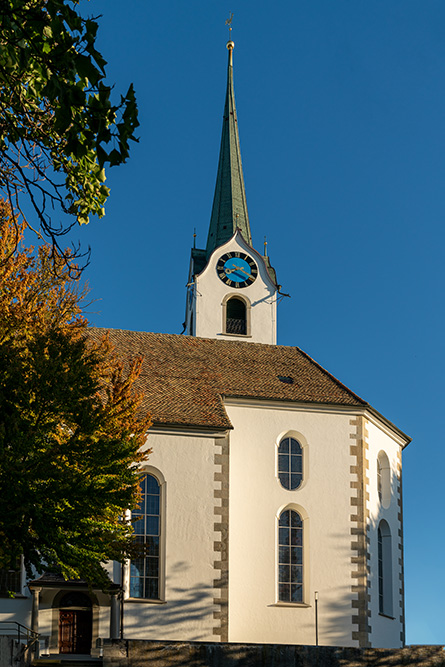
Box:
[34,658,103,667]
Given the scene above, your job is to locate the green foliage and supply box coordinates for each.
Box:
[0,0,139,260]
[0,202,151,588]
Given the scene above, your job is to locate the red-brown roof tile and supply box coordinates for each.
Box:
[87,329,368,430]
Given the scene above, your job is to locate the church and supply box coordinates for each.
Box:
[1,40,409,652]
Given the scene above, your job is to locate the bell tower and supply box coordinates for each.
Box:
[185,41,278,345]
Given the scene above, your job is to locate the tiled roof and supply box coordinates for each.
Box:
[29,571,118,589]
[87,329,368,430]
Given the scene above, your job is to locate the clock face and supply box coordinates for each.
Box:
[216,252,258,288]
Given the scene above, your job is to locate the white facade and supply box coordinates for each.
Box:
[122,430,217,642]
[0,396,407,651]
[366,418,405,648]
[224,400,405,647]
[117,403,405,648]
[226,400,356,647]
[188,231,278,345]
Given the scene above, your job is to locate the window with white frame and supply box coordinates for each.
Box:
[278,509,303,603]
[378,519,393,616]
[278,437,303,490]
[130,474,161,599]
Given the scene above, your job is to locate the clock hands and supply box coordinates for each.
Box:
[225,263,250,276]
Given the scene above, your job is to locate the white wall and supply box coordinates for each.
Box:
[366,419,404,648]
[0,597,31,632]
[122,430,218,642]
[194,232,277,344]
[0,414,405,650]
[225,401,357,646]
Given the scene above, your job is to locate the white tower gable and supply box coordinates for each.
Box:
[193,231,277,344]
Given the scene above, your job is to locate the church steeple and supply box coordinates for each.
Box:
[184,40,278,345]
[205,41,252,258]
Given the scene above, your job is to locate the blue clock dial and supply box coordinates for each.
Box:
[216,252,258,288]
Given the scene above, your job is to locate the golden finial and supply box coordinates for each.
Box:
[226,13,234,63]
[264,236,268,257]
[193,227,197,249]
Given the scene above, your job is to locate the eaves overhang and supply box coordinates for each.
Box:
[28,578,120,592]
[148,423,232,438]
[222,395,411,448]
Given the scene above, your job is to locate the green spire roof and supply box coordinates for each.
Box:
[205,42,252,258]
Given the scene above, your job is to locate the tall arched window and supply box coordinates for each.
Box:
[226,297,246,335]
[278,437,303,490]
[278,509,303,603]
[130,474,161,599]
[377,451,391,508]
[378,519,393,616]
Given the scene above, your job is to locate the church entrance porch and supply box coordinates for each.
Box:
[28,572,121,657]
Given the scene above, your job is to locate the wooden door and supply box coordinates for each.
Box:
[59,609,92,654]
[59,610,75,654]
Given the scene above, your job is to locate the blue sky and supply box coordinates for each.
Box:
[74,1,445,645]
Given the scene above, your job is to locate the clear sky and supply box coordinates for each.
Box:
[73,0,445,646]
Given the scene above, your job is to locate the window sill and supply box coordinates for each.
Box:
[269,602,311,608]
[125,598,166,604]
[220,332,252,338]
[378,612,395,620]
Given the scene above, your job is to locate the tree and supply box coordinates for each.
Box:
[0,0,139,266]
[0,201,151,589]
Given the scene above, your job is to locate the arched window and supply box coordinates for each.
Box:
[226,297,246,335]
[278,509,303,603]
[278,437,303,490]
[130,474,161,599]
[378,520,393,616]
[377,451,391,508]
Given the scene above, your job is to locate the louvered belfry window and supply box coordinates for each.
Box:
[226,297,246,334]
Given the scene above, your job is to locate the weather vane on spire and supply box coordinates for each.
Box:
[225,12,234,37]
